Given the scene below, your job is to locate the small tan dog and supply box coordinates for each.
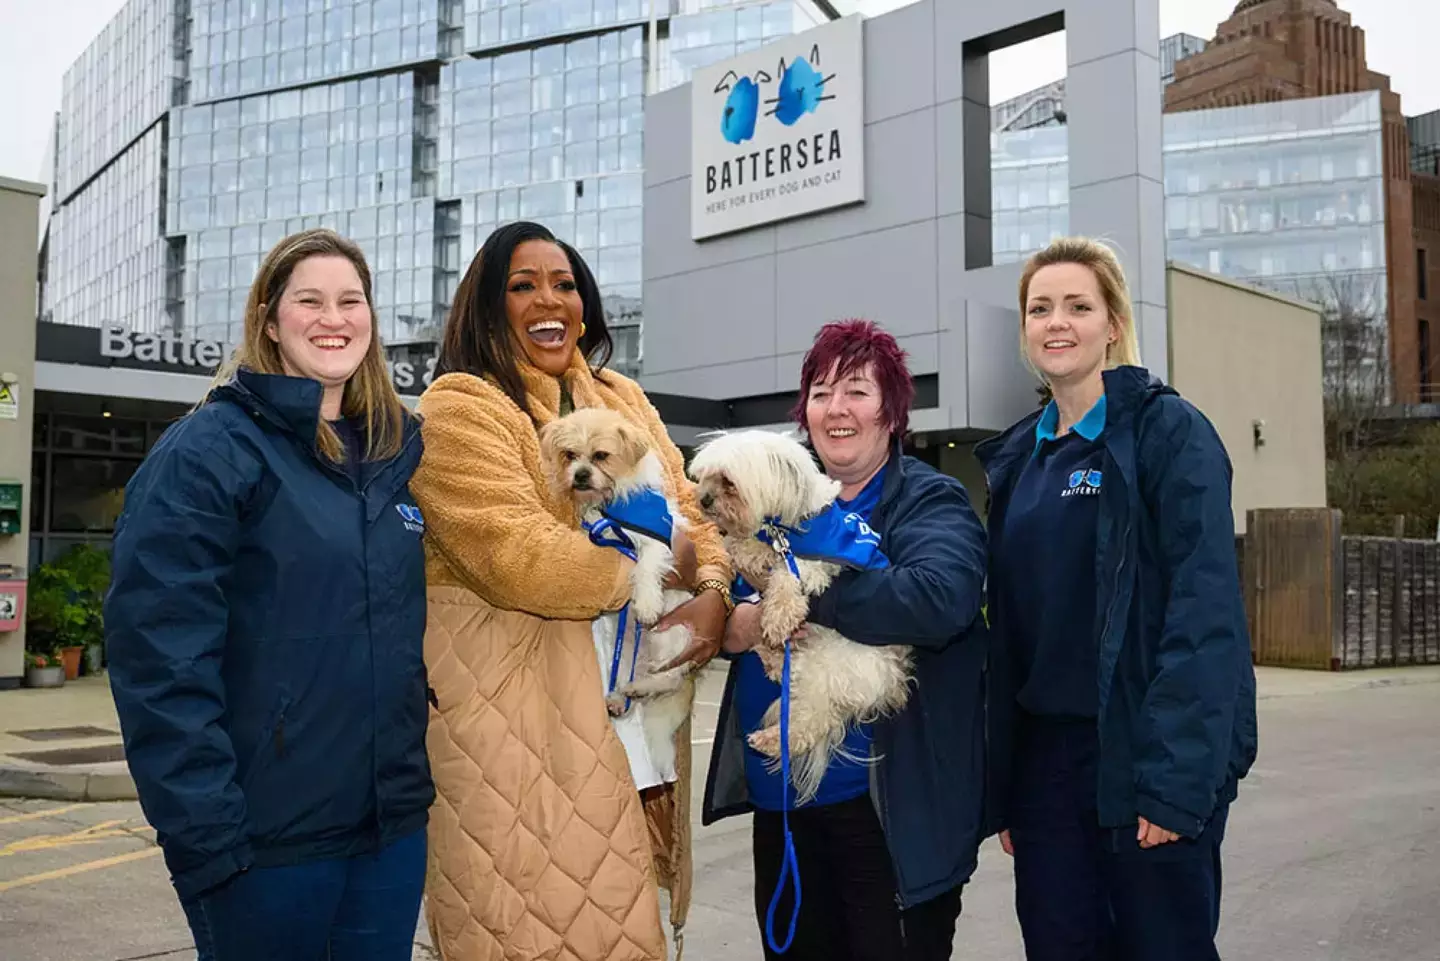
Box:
[688,429,913,804]
[539,407,696,780]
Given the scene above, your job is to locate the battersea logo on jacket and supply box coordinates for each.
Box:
[396,503,425,533]
[1062,468,1103,499]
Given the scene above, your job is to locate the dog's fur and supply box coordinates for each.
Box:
[539,407,696,778]
[688,429,914,804]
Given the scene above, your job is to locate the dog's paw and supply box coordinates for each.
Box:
[747,727,782,758]
[606,693,632,717]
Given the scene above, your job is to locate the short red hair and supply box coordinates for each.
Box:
[793,319,915,437]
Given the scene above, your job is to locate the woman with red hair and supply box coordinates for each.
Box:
[701,319,992,961]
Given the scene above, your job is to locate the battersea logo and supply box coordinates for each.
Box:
[396,503,425,533]
[705,43,844,196]
[1063,469,1103,498]
[715,44,835,146]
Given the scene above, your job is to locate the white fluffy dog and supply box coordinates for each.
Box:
[539,407,696,781]
[688,429,913,803]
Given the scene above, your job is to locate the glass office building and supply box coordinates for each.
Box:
[992,91,1388,318]
[40,0,834,378]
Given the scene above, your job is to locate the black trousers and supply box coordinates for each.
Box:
[752,795,963,961]
[1010,718,1229,961]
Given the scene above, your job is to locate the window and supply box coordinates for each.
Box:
[1420,248,1430,302]
[1422,320,1433,403]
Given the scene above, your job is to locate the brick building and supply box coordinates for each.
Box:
[1413,112,1440,401]
[1165,0,1420,402]
[1415,174,1440,401]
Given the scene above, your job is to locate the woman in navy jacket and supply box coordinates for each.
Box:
[106,229,433,961]
[704,320,990,961]
[977,237,1258,961]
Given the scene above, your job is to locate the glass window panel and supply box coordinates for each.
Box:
[494,116,529,153]
[49,457,141,533]
[567,35,599,68]
[566,105,598,143]
[180,197,211,232]
[596,136,619,174]
[565,141,597,178]
[565,67,598,106]
[532,146,564,182]
[532,110,565,148]
[619,134,642,171]
[181,166,213,200]
[300,180,326,213]
[268,183,299,219]
[495,151,530,187]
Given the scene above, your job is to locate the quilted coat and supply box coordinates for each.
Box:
[412,351,729,961]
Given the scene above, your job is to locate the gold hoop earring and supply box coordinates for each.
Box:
[580,322,587,337]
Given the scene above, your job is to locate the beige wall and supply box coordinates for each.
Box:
[0,177,44,686]
[1167,263,1328,534]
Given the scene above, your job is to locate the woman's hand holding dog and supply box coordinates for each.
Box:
[722,601,808,655]
[654,588,729,671]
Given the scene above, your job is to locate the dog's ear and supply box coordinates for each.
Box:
[613,418,651,469]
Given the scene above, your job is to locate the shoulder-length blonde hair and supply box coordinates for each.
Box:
[209,228,408,462]
[1017,237,1143,377]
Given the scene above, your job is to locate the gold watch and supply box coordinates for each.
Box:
[694,577,735,614]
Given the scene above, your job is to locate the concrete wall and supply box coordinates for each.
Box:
[1167,263,1328,534]
[641,0,1168,433]
[0,177,45,688]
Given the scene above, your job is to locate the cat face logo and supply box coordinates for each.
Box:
[768,44,836,126]
[715,68,772,145]
[713,43,839,145]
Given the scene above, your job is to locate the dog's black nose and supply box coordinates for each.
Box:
[573,465,592,488]
[700,492,714,510]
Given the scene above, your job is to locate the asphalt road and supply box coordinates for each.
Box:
[3,671,1439,960]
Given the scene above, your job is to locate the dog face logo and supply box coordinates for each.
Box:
[1062,469,1103,498]
[396,503,425,533]
[768,44,836,127]
[715,69,771,145]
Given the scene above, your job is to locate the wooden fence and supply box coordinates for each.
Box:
[1242,508,1440,670]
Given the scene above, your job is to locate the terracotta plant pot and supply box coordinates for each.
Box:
[25,665,65,688]
[60,646,84,681]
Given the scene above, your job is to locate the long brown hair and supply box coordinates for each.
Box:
[210,228,408,462]
[1017,237,1144,378]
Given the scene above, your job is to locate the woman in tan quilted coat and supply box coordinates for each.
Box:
[412,221,732,961]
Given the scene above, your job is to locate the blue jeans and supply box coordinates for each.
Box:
[182,830,426,961]
[1009,717,1228,961]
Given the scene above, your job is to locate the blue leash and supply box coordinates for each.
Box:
[763,543,803,955]
[584,517,643,712]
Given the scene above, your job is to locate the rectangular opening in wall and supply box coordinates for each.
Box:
[989,30,1068,267]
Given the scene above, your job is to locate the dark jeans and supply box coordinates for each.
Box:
[752,795,964,961]
[181,829,426,961]
[1009,717,1229,961]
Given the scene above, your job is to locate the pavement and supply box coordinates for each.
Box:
[3,664,1440,959]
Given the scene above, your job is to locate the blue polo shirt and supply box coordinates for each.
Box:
[1000,396,1107,720]
[734,466,886,810]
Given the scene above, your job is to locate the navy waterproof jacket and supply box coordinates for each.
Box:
[976,366,1258,838]
[702,444,992,908]
[106,370,434,899]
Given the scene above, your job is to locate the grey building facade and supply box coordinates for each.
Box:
[640,0,1168,436]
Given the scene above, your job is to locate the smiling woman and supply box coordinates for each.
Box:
[105,227,432,961]
[411,221,732,960]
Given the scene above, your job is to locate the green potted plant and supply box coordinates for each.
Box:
[53,545,110,677]
[24,561,89,680]
[23,647,65,688]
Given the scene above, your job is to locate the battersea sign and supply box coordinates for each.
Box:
[51,323,437,396]
[690,14,865,241]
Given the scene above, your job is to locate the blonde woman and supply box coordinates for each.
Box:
[412,221,731,960]
[975,238,1258,961]
[107,229,433,961]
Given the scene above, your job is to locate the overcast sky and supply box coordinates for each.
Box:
[0,0,1431,183]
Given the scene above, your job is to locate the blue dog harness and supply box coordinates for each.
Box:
[756,503,892,954]
[582,488,676,714]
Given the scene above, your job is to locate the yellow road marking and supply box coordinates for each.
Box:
[0,819,140,857]
[0,804,88,826]
[0,846,162,893]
